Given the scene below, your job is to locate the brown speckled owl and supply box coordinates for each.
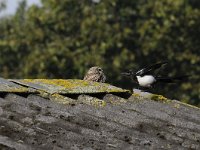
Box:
[83,66,106,83]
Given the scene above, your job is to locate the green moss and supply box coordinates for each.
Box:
[23,79,81,89]
[150,94,200,110]
[80,97,107,107]
[151,94,170,103]
[38,91,50,99]
[173,103,180,109]
[0,85,29,93]
[50,93,74,105]
[133,93,140,97]
[179,101,200,110]
[7,88,29,93]
[107,98,127,105]
[22,79,129,94]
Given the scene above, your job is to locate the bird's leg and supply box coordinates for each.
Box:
[137,85,142,91]
[137,86,147,92]
[148,84,156,93]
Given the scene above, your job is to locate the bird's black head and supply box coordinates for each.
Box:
[121,70,138,83]
[121,70,134,76]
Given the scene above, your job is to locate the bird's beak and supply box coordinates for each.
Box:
[121,72,131,76]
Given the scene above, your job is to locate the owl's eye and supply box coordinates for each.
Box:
[98,68,102,72]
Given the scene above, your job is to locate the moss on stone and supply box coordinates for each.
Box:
[150,94,170,103]
[133,93,140,97]
[107,98,127,105]
[51,94,74,105]
[173,103,180,109]
[178,101,200,110]
[38,91,50,99]
[0,86,29,93]
[79,96,107,107]
[21,79,129,94]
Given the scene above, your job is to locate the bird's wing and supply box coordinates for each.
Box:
[135,62,167,76]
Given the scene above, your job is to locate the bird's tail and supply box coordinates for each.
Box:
[156,75,189,83]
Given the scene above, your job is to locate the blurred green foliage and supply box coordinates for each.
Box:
[0,0,199,106]
[0,1,6,11]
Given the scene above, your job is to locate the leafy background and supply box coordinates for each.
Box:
[0,0,199,106]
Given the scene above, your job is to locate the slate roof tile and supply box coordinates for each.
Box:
[0,78,199,149]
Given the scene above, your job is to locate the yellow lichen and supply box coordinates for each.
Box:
[22,79,129,94]
[79,97,107,107]
[173,103,180,109]
[108,98,127,105]
[6,88,28,93]
[51,93,74,105]
[151,94,169,102]
[179,101,200,110]
[23,79,79,89]
[0,84,29,93]
[133,93,140,97]
[167,144,171,149]
[38,91,50,99]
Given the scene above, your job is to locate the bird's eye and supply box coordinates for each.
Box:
[128,70,133,74]
[98,68,102,71]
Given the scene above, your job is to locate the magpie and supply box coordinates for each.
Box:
[121,62,188,88]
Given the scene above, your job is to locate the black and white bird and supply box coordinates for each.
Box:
[121,62,188,88]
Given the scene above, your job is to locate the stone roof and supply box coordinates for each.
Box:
[0,78,200,150]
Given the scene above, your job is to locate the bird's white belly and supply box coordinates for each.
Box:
[136,75,156,87]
